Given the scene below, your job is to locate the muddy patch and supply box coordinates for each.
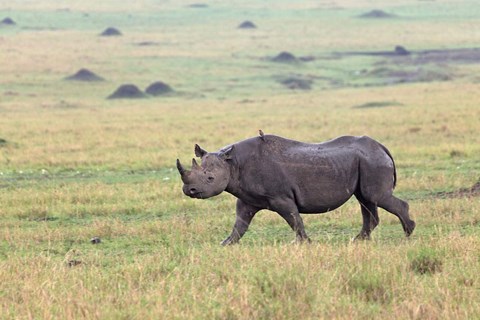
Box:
[276,76,313,90]
[342,46,411,57]
[353,101,403,109]
[433,181,480,199]
[100,27,122,36]
[145,81,174,96]
[360,66,452,84]
[65,69,105,82]
[358,10,397,19]
[135,41,160,47]
[188,3,208,8]
[342,46,480,64]
[107,84,146,99]
[298,56,316,62]
[238,21,257,29]
[407,48,480,64]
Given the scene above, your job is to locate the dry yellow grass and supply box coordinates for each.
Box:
[1,0,479,318]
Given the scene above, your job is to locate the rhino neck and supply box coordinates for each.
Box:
[224,158,242,196]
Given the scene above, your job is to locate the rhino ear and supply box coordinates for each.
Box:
[195,144,207,157]
[219,145,234,160]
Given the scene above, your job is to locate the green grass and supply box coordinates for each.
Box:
[1,0,480,318]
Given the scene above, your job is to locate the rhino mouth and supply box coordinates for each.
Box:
[189,192,204,199]
[183,185,204,199]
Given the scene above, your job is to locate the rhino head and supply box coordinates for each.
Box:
[177,144,234,199]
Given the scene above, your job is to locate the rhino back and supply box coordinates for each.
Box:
[227,135,375,212]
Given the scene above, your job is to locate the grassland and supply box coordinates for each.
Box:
[1,0,479,319]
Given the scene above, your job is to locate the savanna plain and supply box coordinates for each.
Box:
[1,0,479,319]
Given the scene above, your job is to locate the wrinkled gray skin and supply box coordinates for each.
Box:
[177,134,416,245]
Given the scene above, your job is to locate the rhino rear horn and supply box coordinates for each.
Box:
[192,158,200,170]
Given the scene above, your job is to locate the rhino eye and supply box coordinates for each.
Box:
[207,176,215,182]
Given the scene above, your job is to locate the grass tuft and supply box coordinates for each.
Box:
[409,247,443,275]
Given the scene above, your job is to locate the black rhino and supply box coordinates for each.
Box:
[177,133,415,245]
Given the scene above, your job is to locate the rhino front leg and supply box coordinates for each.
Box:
[221,199,260,246]
[273,199,310,243]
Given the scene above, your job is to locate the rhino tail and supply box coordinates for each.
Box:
[379,143,397,189]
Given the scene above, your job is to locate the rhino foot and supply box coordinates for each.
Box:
[353,231,371,241]
[292,236,311,244]
[404,220,416,237]
[220,236,239,246]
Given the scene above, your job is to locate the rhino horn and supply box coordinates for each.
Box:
[192,158,200,170]
[176,159,187,176]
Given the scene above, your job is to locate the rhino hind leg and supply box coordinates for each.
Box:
[377,195,416,237]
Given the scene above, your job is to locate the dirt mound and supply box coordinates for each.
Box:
[279,77,312,90]
[145,81,173,96]
[65,69,105,82]
[433,181,480,198]
[1,17,15,25]
[272,51,298,63]
[238,21,256,29]
[394,45,410,56]
[107,84,146,99]
[359,10,396,19]
[100,27,122,36]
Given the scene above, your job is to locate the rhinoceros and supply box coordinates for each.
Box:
[176,133,415,245]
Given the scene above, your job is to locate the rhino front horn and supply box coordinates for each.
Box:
[176,159,186,176]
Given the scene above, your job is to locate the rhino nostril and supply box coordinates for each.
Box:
[189,187,197,194]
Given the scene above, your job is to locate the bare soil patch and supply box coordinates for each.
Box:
[145,81,174,96]
[65,69,105,82]
[433,181,480,198]
[343,46,411,57]
[188,3,208,8]
[278,77,312,90]
[107,84,146,99]
[342,46,480,64]
[409,48,480,64]
[100,27,122,36]
[363,67,451,84]
[298,56,316,62]
[352,101,403,109]
[135,41,159,47]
